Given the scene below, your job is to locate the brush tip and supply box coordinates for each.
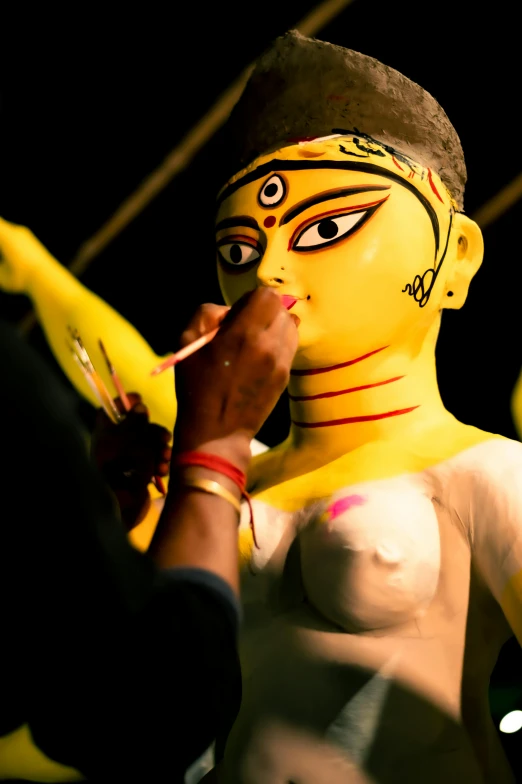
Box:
[151,360,177,376]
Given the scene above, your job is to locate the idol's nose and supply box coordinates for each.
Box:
[256,246,289,288]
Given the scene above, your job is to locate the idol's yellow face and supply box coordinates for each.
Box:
[215,136,459,368]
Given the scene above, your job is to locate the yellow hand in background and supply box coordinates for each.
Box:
[0,217,56,294]
[0,216,177,434]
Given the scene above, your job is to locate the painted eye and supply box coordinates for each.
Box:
[218,242,261,267]
[292,211,369,252]
[258,174,286,207]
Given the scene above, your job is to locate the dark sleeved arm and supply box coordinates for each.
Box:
[0,322,241,780]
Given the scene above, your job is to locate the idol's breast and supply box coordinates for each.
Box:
[299,477,441,632]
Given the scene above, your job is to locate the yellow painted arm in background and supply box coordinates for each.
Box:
[0,218,176,433]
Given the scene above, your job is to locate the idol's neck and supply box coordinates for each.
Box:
[287,318,450,459]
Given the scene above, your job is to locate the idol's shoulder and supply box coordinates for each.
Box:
[245,422,522,508]
[438,423,522,473]
[423,425,522,517]
[398,417,518,476]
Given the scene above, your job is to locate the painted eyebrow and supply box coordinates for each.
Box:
[217,160,440,257]
[280,186,391,226]
[215,215,260,233]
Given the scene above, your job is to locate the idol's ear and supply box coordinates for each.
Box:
[442,213,484,310]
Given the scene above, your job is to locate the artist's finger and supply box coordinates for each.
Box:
[153,447,172,474]
[155,446,172,476]
[145,423,172,444]
[131,400,149,417]
[161,428,172,444]
[114,392,142,414]
[161,446,172,462]
[267,306,300,362]
[180,303,230,348]
[119,401,150,429]
[224,287,284,336]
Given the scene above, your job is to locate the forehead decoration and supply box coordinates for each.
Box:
[221,30,466,210]
[258,174,287,208]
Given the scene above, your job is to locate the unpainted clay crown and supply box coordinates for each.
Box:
[225,30,466,208]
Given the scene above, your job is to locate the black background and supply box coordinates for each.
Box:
[1,0,522,774]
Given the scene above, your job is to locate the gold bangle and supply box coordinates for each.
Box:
[181,477,242,515]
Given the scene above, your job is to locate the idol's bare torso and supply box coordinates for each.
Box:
[217,436,516,784]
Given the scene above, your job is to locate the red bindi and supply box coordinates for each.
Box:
[263,216,276,228]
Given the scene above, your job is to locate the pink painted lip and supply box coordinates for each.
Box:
[281,295,299,310]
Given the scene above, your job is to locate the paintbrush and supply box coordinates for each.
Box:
[70,349,118,421]
[98,339,131,411]
[68,329,123,424]
[150,327,220,376]
[96,337,166,495]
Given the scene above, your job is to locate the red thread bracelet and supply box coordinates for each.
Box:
[174,451,258,548]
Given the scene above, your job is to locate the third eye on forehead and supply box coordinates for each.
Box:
[258,174,287,208]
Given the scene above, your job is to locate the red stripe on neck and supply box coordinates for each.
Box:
[288,376,404,402]
[292,405,419,428]
[290,346,389,376]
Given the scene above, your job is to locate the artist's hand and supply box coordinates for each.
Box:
[91,393,172,531]
[174,288,299,471]
[0,216,56,295]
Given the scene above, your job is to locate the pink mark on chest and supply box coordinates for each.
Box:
[327,494,367,523]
